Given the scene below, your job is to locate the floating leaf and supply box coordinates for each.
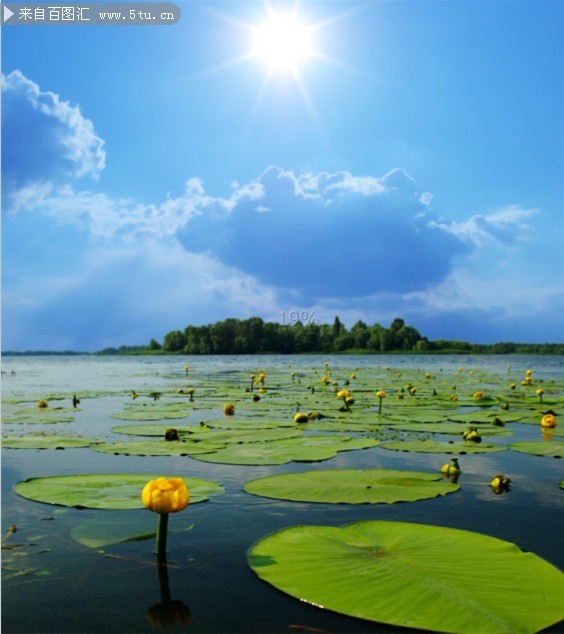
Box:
[508,441,564,458]
[244,469,459,504]
[2,435,101,449]
[14,474,224,509]
[112,407,191,421]
[111,424,197,436]
[380,439,505,454]
[89,440,222,456]
[193,436,379,466]
[389,422,511,436]
[186,427,303,444]
[248,520,563,633]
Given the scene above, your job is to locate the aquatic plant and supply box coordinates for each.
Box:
[142,477,190,556]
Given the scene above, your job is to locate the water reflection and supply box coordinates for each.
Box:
[145,555,191,628]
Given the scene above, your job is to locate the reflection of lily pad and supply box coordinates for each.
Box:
[193,436,379,466]
[71,514,194,548]
[14,474,224,509]
[508,441,564,458]
[90,440,222,456]
[248,520,563,633]
[449,412,522,424]
[2,435,101,449]
[244,469,459,504]
[380,440,505,454]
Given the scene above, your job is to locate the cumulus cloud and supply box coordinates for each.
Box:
[1,70,105,205]
[177,165,468,297]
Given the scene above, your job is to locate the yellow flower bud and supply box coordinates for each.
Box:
[223,403,235,416]
[37,400,49,408]
[473,391,485,400]
[376,390,387,398]
[142,477,189,514]
[337,389,350,399]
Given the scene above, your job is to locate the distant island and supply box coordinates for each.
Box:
[91,316,563,356]
[4,317,562,356]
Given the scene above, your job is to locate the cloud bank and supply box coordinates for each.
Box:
[3,70,561,349]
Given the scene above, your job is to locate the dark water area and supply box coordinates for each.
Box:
[2,355,563,633]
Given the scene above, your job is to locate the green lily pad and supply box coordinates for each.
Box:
[112,407,191,421]
[14,474,224,509]
[244,469,459,504]
[389,422,512,436]
[449,412,522,424]
[192,436,379,466]
[111,424,197,436]
[2,414,75,424]
[508,441,564,458]
[186,427,303,444]
[248,520,564,633]
[90,440,222,456]
[380,440,505,454]
[2,435,101,449]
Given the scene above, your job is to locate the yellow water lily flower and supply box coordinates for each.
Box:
[37,400,49,408]
[541,413,556,428]
[440,458,460,475]
[337,389,350,399]
[294,412,309,423]
[473,391,485,400]
[142,477,189,515]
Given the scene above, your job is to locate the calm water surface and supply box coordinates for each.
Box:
[2,355,563,633]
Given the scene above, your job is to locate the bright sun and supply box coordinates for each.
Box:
[253,15,311,72]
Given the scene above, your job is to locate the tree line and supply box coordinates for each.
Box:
[94,317,564,355]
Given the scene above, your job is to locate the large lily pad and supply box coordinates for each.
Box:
[248,520,563,633]
[2,435,101,449]
[508,441,564,458]
[389,422,512,436]
[111,424,197,436]
[112,407,191,421]
[14,474,224,509]
[380,440,505,454]
[90,440,222,456]
[192,436,379,466]
[244,469,459,504]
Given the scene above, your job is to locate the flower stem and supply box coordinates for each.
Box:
[378,398,382,415]
[156,513,169,557]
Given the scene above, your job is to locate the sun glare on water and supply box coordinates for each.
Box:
[253,14,312,72]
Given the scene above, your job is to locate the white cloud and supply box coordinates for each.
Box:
[2,70,106,182]
[428,205,539,247]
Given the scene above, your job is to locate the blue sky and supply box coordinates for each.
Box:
[2,0,563,350]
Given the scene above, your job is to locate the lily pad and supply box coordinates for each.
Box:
[389,422,511,436]
[248,520,564,633]
[112,407,191,421]
[244,469,459,504]
[2,435,101,449]
[380,440,505,454]
[111,424,197,436]
[89,440,222,456]
[508,441,564,458]
[14,474,224,509]
[193,436,379,466]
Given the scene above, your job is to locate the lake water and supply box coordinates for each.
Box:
[2,354,563,633]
